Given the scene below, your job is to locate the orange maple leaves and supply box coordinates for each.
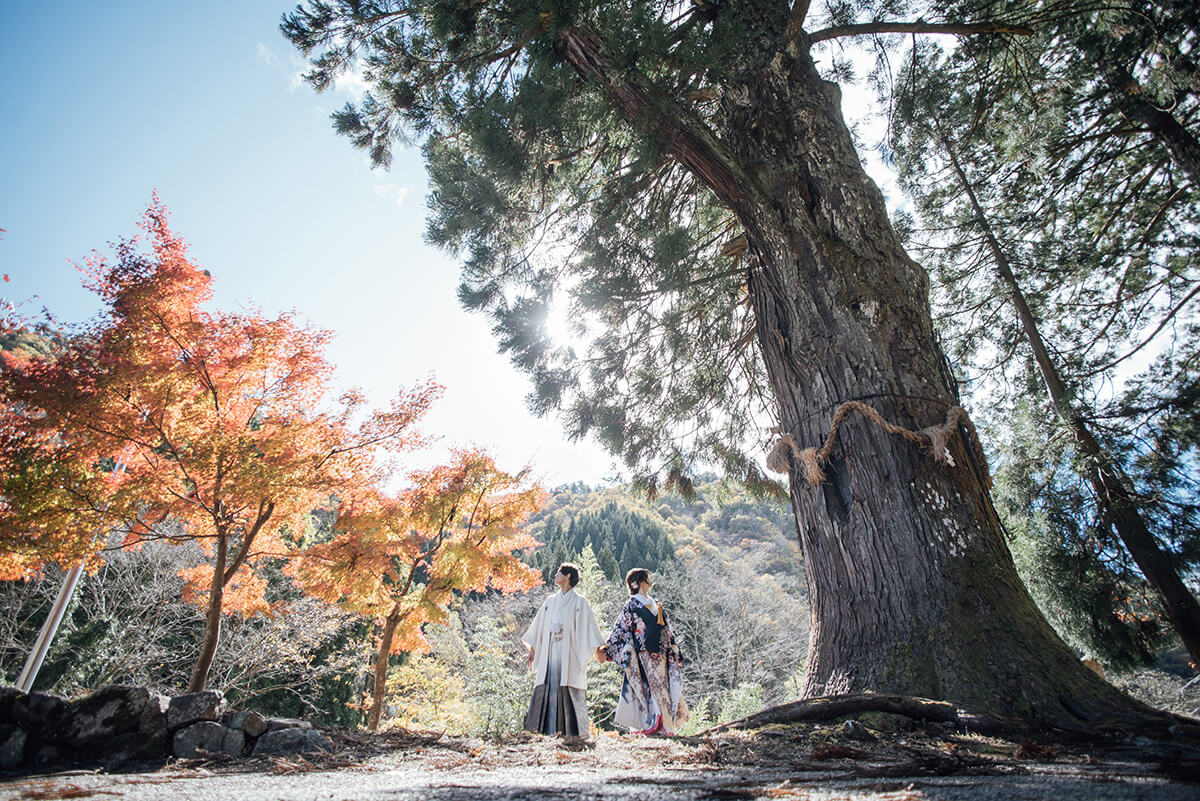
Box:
[0,200,452,690]
[1,199,439,580]
[0,198,543,694]
[293,448,544,654]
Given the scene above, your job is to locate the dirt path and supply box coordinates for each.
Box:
[2,725,1196,800]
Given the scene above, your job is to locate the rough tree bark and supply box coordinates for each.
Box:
[944,139,1200,666]
[560,16,1152,725]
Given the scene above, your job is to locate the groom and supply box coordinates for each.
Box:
[521,562,604,738]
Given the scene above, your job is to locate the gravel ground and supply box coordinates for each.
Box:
[2,724,1197,801]
[0,761,1191,801]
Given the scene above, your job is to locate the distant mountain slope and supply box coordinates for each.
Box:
[522,481,809,713]
[526,480,802,580]
[1,327,64,359]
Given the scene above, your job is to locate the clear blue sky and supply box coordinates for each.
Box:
[0,1,617,487]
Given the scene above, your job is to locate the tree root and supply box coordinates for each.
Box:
[705,694,1013,736]
[703,693,1200,743]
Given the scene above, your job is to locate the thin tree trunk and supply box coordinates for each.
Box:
[944,140,1200,665]
[187,533,227,693]
[367,606,402,732]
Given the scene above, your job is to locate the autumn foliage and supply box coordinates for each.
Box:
[293,448,544,730]
[0,199,440,691]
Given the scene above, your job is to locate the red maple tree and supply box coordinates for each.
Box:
[0,199,440,691]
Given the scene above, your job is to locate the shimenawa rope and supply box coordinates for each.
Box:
[767,401,978,487]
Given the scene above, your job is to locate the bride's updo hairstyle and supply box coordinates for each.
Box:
[625,568,650,596]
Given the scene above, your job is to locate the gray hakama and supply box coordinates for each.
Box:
[524,635,589,735]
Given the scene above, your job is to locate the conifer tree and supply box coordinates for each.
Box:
[889,9,1200,667]
[285,0,1154,722]
[529,498,673,580]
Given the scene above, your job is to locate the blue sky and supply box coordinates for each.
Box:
[0,1,617,487]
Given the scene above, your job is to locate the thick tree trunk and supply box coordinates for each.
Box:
[187,534,227,693]
[725,40,1147,725]
[559,22,1154,725]
[367,607,402,732]
[946,142,1200,666]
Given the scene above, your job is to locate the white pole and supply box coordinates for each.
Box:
[15,563,84,693]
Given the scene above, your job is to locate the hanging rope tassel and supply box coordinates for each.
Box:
[766,434,798,475]
[767,401,983,487]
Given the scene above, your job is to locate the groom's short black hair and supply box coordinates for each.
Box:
[558,562,580,588]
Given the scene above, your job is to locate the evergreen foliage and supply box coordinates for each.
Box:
[888,1,1200,668]
[574,544,623,728]
[530,479,799,580]
[280,0,802,488]
[464,616,536,736]
[994,406,1170,667]
[528,500,675,582]
[715,681,765,726]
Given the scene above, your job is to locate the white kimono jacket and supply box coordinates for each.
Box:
[521,588,603,690]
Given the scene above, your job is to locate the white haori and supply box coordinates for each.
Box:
[522,588,603,689]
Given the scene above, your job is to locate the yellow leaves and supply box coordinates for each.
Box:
[382,653,472,734]
[0,552,46,582]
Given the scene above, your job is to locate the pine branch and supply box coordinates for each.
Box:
[1079,284,1200,379]
[809,21,1034,44]
[554,27,763,221]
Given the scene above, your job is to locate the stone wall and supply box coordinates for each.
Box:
[0,685,332,772]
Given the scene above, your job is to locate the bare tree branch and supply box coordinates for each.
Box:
[810,21,1034,44]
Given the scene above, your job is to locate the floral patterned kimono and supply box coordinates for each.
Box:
[602,594,688,734]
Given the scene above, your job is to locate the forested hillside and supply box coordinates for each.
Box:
[513,480,807,728]
[527,480,801,581]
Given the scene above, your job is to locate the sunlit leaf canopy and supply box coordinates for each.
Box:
[890,12,1200,397]
[292,447,544,653]
[284,0,1057,494]
[283,0,877,494]
[0,200,441,588]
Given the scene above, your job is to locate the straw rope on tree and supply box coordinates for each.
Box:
[767,401,985,487]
